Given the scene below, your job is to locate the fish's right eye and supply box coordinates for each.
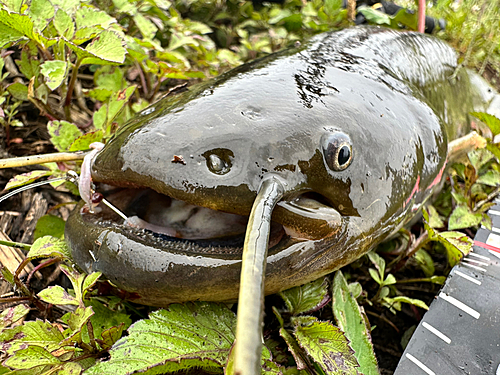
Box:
[322,132,353,171]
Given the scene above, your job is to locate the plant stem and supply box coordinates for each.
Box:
[0,239,31,250]
[0,150,87,169]
[64,57,83,117]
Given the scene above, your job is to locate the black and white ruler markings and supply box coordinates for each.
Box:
[394,202,500,375]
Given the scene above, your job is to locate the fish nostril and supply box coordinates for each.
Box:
[203,148,234,175]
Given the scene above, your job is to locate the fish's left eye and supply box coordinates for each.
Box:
[322,132,353,171]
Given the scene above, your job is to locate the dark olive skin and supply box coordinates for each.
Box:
[66,27,477,305]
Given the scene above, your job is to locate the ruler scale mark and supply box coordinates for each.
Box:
[468,252,491,261]
[462,262,487,272]
[454,270,481,285]
[487,209,500,216]
[439,292,480,319]
[405,353,436,375]
[422,322,451,344]
[463,258,489,267]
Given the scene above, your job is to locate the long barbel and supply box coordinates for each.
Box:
[233,176,285,375]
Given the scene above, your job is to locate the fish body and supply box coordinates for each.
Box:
[66,26,476,305]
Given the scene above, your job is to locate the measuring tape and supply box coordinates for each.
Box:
[394,202,500,375]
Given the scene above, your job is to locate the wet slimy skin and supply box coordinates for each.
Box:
[66,27,476,305]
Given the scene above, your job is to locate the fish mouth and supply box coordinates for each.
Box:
[82,185,344,254]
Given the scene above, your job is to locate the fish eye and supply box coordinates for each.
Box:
[322,132,353,171]
[203,148,234,175]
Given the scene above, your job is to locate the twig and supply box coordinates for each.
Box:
[0,150,88,169]
[366,310,400,333]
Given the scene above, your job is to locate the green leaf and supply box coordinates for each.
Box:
[60,306,94,346]
[423,211,472,266]
[292,316,359,375]
[414,249,435,277]
[468,148,494,171]
[0,320,64,355]
[5,170,52,190]
[6,82,28,100]
[69,130,104,152]
[477,169,500,186]
[386,296,428,310]
[134,14,157,40]
[367,251,385,278]
[426,205,444,228]
[54,9,75,39]
[4,345,61,369]
[66,30,126,66]
[358,7,391,26]
[86,299,131,344]
[471,112,500,136]
[47,120,82,151]
[332,272,379,375]
[0,304,30,332]
[40,60,68,90]
[27,0,54,31]
[448,205,483,230]
[280,277,329,315]
[94,86,135,132]
[75,7,115,29]
[0,9,48,47]
[38,285,79,306]
[33,215,66,241]
[368,268,381,285]
[27,236,72,261]
[85,302,235,374]
[58,362,84,375]
[279,326,309,370]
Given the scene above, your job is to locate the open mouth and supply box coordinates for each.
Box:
[82,185,343,254]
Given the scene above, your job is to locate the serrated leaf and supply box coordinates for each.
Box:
[85,300,130,345]
[99,324,126,350]
[5,170,52,190]
[448,205,482,230]
[69,130,104,152]
[0,21,25,48]
[65,307,94,331]
[33,215,66,241]
[280,277,329,315]
[85,302,235,374]
[332,272,379,375]
[292,316,359,375]
[0,304,30,332]
[0,320,64,355]
[38,285,78,306]
[4,345,61,369]
[47,120,82,151]
[40,60,68,90]
[54,9,75,39]
[94,86,135,132]
[279,326,309,370]
[6,82,28,100]
[0,10,48,47]
[27,236,72,261]
[75,7,115,29]
[468,148,494,171]
[477,169,500,186]
[423,211,472,266]
[27,0,54,31]
[427,205,444,228]
[471,112,500,136]
[66,30,126,66]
